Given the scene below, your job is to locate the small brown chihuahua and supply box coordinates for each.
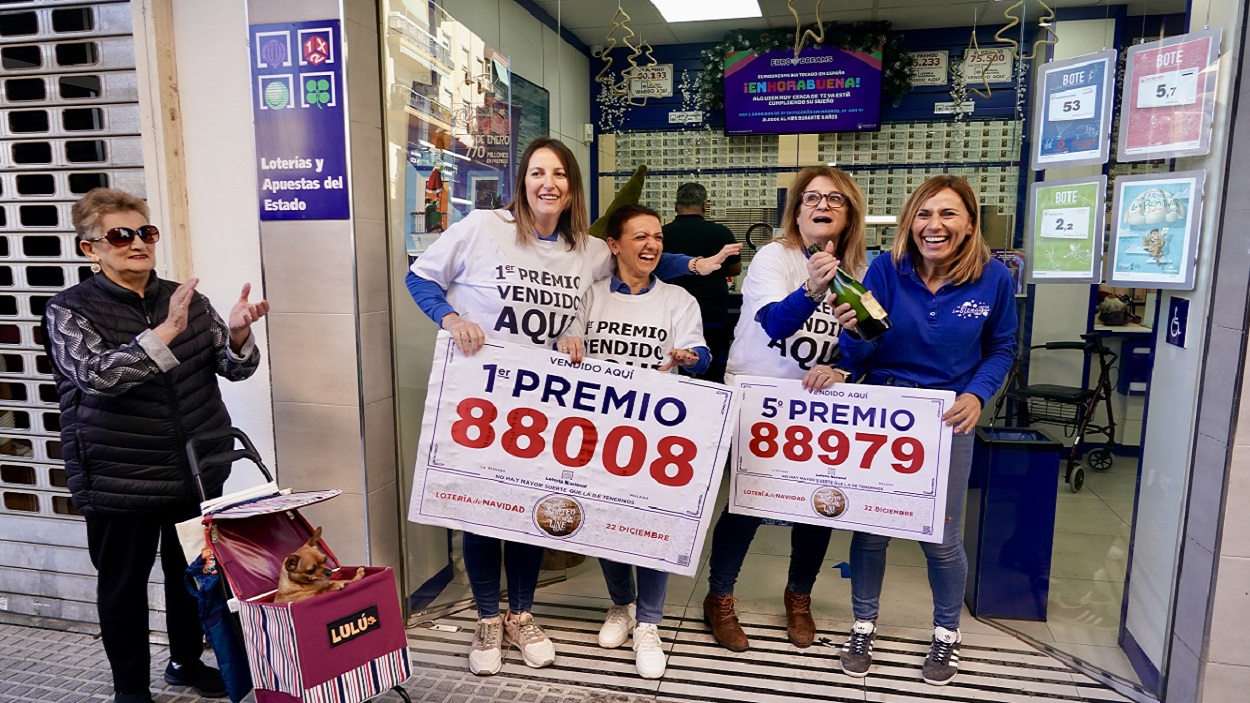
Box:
[274,526,365,604]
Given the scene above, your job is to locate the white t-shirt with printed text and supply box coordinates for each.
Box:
[410,209,612,347]
[726,240,844,380]
[580,277,706,373]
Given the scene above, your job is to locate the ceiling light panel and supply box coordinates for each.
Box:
[650,0,762,23]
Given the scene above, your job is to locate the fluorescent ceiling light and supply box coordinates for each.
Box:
[650,0,762,23]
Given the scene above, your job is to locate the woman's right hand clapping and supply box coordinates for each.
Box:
[441,313,486,355]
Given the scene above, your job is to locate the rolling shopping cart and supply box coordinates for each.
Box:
[989,333,1118,493]
[186,428,413,703]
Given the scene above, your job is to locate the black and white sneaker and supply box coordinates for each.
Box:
[921,626,961,685]
[839,620,876,677]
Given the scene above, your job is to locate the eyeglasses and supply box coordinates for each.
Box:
[801,192,848,209]
[85,225,161,247]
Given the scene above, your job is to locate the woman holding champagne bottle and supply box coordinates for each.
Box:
[702,166,868,652]
[832,175,1017,686]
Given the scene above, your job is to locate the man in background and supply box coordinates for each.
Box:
[662,183,742,383]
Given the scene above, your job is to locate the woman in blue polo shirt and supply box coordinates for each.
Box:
[833,175,1017,686]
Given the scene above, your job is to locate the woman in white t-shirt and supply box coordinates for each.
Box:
[406,138,739,676]
[703,166,868,653]
[572,204,709,679]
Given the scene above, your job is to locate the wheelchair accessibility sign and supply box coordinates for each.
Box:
[1166,297,1189,348]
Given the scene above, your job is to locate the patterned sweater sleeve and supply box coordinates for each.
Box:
[205,296,261,381]
[44,302,165,397]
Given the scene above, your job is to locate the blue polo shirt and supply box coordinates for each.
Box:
[838,252,1018,404]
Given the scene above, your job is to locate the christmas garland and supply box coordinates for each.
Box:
[698,21,915,110]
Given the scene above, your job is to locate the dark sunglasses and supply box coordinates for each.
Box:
[85,225,161,247]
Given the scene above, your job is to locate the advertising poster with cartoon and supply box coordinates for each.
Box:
[1109,171,1206,290]
[1117,28,1221,161]
[1026,176,1106,283]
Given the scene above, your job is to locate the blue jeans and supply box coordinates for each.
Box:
[849,430,974,630]
[707,507,833,596]
[598,559,668,624]
[462,532,545,619]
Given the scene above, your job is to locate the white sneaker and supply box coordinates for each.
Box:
[598,603,636,648]
[632,622,667,679]
[468,616,503,675]
[503,611,556,668]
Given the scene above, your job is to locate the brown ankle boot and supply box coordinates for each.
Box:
[703,593,749,651]
[784,588,816,647]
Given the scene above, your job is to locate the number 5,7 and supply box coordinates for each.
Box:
[748,422,925,473]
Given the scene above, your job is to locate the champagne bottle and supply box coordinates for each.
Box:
[830,268,892,341]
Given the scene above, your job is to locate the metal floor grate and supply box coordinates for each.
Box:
[406,596,1134,702]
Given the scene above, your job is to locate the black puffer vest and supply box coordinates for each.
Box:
[45,273,233,516]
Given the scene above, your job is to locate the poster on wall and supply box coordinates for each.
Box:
[1117,28,1222,161]
[722,45,883,134]
[960,46,1014,84]
[1026,176,1107,283]
[1031,51,1115,170]
[910,51,949,86]
[1108,170,1205,290]
[249,20,349,220]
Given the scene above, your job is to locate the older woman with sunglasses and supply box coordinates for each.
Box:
[42,188,268,703]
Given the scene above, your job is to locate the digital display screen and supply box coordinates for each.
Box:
[723,45,883,135]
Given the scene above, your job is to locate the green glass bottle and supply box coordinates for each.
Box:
[830,268,892,341]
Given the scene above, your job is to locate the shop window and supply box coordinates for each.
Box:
[55,42,97,67]
[12,141,52,164]
[49,466,66,487]
[0,354,23,373]
[23,236,61,256]
[38,383,57,403]
[17,174,55,196]
[46,441,60,460]
[29,295,50,317]
[0,464,35,485]
[0,296,16,316]
[0,267,11,286]
[35,355,51,375]
[1,45,42,70]
[52,495,79,516]
[3,491,38,512]
[51,8,93,33]
[43,412,59,433]
[0,11,37,36]
[0,210,6,228]
[0,410,29,430]
[69,172,107,193]
[4,77,46,101]
[19,206,58,228]
[31,325,44,347]
[8,109,48,133]
[63,107,102,131]
[59,74,100,99]
[26,267,64,287]
[76,267,93,282]
[65,139,106,163]
[0,326,21,346]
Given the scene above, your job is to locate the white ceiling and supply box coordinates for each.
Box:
[531,0,1187,46]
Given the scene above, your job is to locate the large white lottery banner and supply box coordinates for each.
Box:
[409,332,739,577]
[730,376,955,543]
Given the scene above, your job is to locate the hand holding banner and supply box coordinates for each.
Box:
[408,332,738,576]
[730,376,955,542]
